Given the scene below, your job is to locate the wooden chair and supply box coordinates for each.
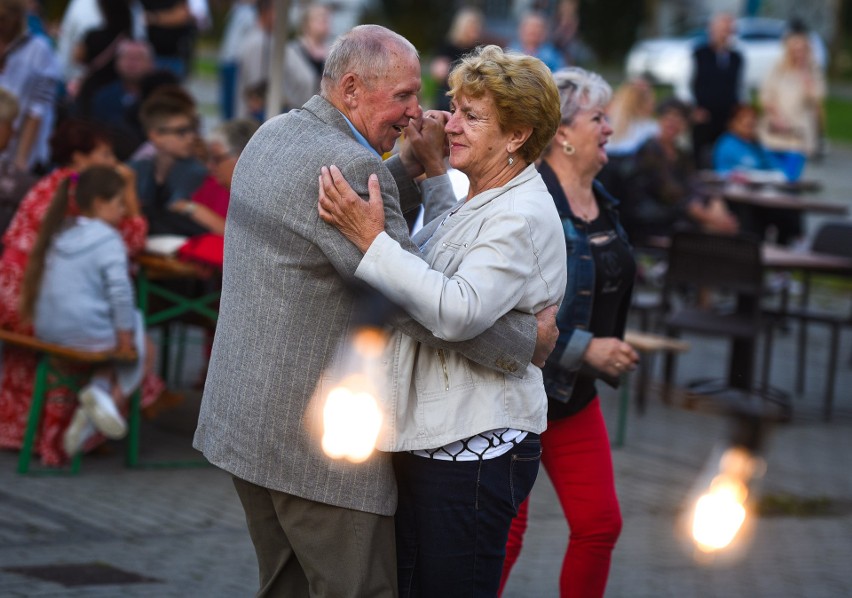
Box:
[660,231,791,420]
[0,328,137,474]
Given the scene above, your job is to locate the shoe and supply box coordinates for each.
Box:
[79,383,127,439]
[63,407,96,456]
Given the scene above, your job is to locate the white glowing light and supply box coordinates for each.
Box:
[319,326,388,463]
[692,480,748,551]
[684,434,768,562]
[321,377,383,463]
[691,449,753,556]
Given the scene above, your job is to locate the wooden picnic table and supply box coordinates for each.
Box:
[135,252,214,280]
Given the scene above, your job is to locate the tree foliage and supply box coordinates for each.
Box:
[362,0,454,55]
[576,0,646,63]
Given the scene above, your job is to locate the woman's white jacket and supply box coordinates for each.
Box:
[355,164,567,451]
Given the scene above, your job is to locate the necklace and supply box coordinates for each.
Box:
[568,198,597,223]
[554,165,597,223]
[556,174,596,223]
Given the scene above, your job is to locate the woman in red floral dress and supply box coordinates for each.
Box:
[0,119,164,466]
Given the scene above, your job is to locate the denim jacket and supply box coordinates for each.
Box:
[538,160,634,404]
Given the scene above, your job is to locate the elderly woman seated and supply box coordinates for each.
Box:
[318,45,567,596]
[622,98,738,246]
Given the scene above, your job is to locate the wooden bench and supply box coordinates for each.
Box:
[0,328,136,474]
[625,330,691,409]
[613,330,691,447]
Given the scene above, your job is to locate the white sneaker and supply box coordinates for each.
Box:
[63,407,96,456]
[79,383,127,439]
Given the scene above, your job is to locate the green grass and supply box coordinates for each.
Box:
[824,96,852,143]
[191,54,219,79]
[757,493,841,517]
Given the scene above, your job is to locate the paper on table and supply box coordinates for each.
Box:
[144,235,188,256]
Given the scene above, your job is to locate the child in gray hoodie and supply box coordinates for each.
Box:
[20,165,147,456]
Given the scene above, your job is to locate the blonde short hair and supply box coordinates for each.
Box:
[447,45,561,163]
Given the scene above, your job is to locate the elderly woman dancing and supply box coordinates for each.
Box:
[318,45,566,596]
[499,67,640,598]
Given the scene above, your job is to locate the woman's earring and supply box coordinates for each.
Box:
[508,154,515,166]
[562,141,575,156]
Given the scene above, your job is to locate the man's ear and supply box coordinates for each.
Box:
[340,73,360,108]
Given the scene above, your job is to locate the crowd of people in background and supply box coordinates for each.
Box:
[0,0,256,467]
[600,12,826,248]
[0,2,831,597]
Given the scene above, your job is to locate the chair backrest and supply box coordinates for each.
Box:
[811,222,852,259]
[665,231,764,297]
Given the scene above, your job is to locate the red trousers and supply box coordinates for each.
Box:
[500,398,622,597]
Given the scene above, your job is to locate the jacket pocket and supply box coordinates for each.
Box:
[430,240,466,274]
[412,348,477,437]
[414,347,476,398]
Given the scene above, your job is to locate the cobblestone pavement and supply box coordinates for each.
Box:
[1,78,852,598]
[1,357,850,598]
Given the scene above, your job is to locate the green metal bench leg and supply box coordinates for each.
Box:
[158,323,172,383]
[614,373,629,448]
[126,388,141,468]
[19,358,86,475]
[17,358,49,473]
[174,324,188,387]
[69,446,83,473]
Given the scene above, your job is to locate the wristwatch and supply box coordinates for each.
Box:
[183,202,197,216]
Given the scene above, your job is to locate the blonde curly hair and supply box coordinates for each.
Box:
[447,45,561,164]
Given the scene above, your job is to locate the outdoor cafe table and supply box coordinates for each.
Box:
[761,244,852,418]
[762,244,852,273]
[645,236,852,271]
[712,244,852,409]
[697,170,823,194]
[762,243,852,343]
[641,238,852,401]
[720,185,848,215]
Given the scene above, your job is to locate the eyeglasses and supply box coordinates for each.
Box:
[157,125,197,137]
[207,152,232,165]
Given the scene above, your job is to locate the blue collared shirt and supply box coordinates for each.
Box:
[339,111,381,159]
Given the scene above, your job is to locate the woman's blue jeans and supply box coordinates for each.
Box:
[392,434,541,597]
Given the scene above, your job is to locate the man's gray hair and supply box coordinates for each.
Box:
[208,118,259,157]
[552,67,613,125]
[321,24,418,95]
